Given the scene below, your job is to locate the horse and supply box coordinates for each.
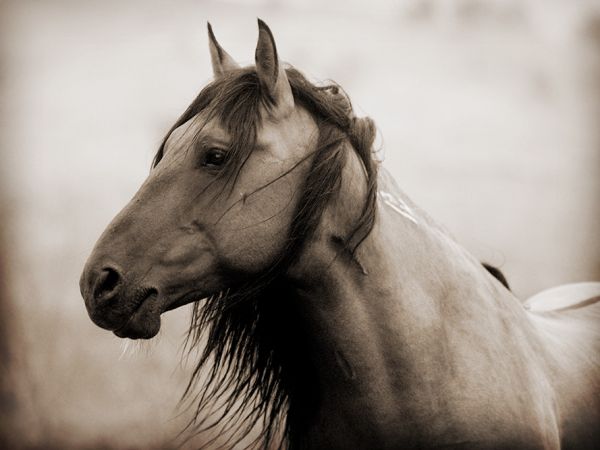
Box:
[80,20,600,449]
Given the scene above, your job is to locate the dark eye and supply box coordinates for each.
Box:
[201,148,227,169]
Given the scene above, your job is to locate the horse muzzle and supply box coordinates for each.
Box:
[80,262,161,339]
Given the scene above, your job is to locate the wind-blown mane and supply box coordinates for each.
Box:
[154,67,379,448]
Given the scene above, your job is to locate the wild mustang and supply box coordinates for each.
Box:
[80,20,600,450]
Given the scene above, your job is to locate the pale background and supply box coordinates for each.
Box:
[1,0,599,448]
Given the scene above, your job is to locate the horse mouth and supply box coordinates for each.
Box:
[114,288,160,339]
[164,292,201,312]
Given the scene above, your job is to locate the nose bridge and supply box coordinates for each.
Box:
[80,196,141,308]
[91,178,162,260]
[80,173,174,306]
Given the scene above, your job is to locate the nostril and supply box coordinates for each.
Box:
[93,267,122,300]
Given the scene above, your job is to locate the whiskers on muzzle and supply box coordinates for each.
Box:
[118,333,161,359]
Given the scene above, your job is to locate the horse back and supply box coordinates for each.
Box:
[525,282,600,312]
[528,286,600,449]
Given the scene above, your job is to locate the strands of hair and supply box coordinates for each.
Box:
[118,336,159,360]
[155,67,379,449]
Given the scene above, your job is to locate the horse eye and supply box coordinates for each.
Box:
[202,148,227,169]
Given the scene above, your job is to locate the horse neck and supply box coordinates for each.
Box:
[285,148,556,445]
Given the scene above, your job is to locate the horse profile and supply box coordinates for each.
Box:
[80,20,600,449]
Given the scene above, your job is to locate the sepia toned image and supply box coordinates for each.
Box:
[1,0,599,448]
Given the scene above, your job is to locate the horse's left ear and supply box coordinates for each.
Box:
[255,19,294,119]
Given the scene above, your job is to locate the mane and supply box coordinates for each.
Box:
[154,67,379,448]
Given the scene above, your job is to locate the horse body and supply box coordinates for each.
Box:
[80,20,599,449]
[285,161,596,449]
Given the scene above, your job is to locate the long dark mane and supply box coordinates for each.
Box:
[154,67,379,448]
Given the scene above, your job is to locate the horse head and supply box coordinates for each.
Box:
[80,20,375,341]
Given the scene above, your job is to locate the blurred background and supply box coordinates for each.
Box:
[1,0,599,448]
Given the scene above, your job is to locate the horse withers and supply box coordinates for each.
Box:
[80,20,600,449]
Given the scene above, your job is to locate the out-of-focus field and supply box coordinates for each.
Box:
[1,0,599,448]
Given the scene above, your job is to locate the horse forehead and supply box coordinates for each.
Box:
[165,116,229,154]
[165,119,196,151]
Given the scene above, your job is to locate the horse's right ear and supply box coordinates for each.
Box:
[207,22,239,78]
[254,19,294,119]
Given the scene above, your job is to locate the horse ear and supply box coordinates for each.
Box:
[207,22,239,78]
[255,19,294,118]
